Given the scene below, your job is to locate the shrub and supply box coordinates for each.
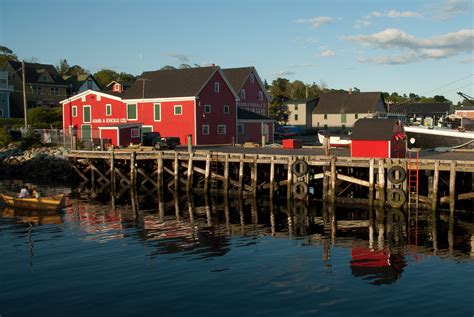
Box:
[0,126,12,148]
[21,128,42,149]
[28,107,62,129]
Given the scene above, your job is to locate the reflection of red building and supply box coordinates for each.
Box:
[350,245,406,285]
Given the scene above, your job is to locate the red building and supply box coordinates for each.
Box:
[351,118,406,158]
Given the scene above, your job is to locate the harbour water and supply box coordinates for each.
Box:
[0,181,473,316]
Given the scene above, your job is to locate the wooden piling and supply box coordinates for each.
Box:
[377,159,385,207]
[204,153,211,193]
[432,160,440,211]
[368,158,374,205]
[224,154,229,194]
[157,152,163,190]
[330,156,337,203]
[287,157,293,200]
[449,160,456,213]
[251,158,258,196]
[174,152,179,191]
[110,149,116,195]
[187,153,194,192]
[269,156,275,199]
[238,154,244,195]
[130,151,136,189]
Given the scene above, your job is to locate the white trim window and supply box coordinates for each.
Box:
[214,82,220,93]
[204,104,211,113]
[223,105,229,114]
[202,125,210,135]
[237,124,244,134]
[72,106,77,117]
[83,106,91,123]
[250,73,255,84]
[258,91,263,101]
[131,128,140,138]
[154,103,161,121]
[174,105,182,115]
[240,89,246,100]
[106,104,112,116]
[217,124,226,135]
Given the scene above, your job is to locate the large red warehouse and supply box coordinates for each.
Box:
[351,118,406,158]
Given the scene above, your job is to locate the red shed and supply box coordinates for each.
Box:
[351,118,406,158]
[98,124,142,147]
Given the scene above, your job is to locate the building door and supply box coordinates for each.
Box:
[81,124,91,140]
[262,123,269,142]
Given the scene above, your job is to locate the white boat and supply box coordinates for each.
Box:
[404,125,474,149]
[318,131,351,147]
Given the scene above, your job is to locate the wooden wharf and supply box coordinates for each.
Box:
[66,148,474,212]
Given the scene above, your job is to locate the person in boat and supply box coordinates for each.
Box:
[31,187,41,198]
[18,185,30,198]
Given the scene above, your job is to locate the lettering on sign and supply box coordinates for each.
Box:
[106,118,120,123]
[92,119,103,123]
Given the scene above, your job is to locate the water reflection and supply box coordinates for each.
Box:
[1,191,473,285]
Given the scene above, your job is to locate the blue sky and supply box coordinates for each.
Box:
[1,0,472,103]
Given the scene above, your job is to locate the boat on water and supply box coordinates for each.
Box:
[0,205,62,224]
[0,194,64,210]
[404,125,474,149]
[317,130,351,147]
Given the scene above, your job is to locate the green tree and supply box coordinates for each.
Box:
[160,65,177,71]
[0,126,11,148]
[179,64,192,69]
[117,72,137,85]
[66,65,88,76]
[289,80,306,99]
[28,107,62,129]
[56,59,70,76]
[93,69,119,88]
[0,45,18,67]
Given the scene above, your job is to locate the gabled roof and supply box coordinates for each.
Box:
[6,60,67,86]
[63,74,98,91]
[389,102,452,115]
[223,66,271,101]
[351,118,401,140]
[284,98,318,105]
[237,108,274,121]
[122,66,237,100]
[313,92,385,114]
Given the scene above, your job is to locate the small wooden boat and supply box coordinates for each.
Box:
[0,206,62,225]
[1,193,64,211]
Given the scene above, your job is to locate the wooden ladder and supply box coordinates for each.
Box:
[407,149,420,209]
[210,153,220,188]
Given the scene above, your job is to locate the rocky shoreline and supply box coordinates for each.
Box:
[0,145,73,183]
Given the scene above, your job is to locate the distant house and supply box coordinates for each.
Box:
[284,98,318,130]
[2,61,68,117]
[105,81,130,94]
[63,74,101,96]
[312,92,387,130]
[0,71,13,118]
[455,106,474,119]
[388,102,452,119]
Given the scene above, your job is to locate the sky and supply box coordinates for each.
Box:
[1,0,473,103]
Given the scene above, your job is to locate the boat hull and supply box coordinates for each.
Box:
[1,194,64,210]
[404,126,474,149]
[318,133,351,147]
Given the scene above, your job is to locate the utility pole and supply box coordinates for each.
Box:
[21,61,28,129]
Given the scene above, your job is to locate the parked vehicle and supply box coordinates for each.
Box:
[274,126,298,140]
[142,132,181,150]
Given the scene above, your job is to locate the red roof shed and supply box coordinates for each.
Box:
[351,118,406,158]
[99,124,142,147]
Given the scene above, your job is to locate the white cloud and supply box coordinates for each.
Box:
[344,28,474,64]
[166,53,190,63]
[272,71,296,77]
[355,9,422,28]
[359,53,419,65]
[459,56,474,64]
[294,16,332,28]
[320,50,335,57]
[434,0,471,20]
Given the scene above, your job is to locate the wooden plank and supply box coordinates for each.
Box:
[336,173,370,187]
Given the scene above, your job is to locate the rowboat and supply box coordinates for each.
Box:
[0,193,64,211]
[0,206,62,225]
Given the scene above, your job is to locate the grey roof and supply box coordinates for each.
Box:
[456,106,474,111]
[63,74,98,91]
[222,67,254,91]
[284,98,318,104]
[238,108,273,121]
[389,102,451,115]
[313,92,385,114]
[351,118,401,141]
[7,60,67,86]
[122,66,218,99]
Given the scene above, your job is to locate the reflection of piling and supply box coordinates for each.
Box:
[432,161,439,211]
[449,161,456,213]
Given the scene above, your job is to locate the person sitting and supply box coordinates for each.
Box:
[18,185,30,198]
[31,187,41,198]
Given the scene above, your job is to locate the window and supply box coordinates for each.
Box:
[294,114,298,121]
[295,104,298,110]
[50,88,59,95]
[72,106,77,117]
[87,79,93,90]
[32,87,42,95]
[127,104,137,120]
[214,82,220,93]
[250,73,255,84]
[83,106,91,123]
[174,105,182,115]
[240,89,246,100]
[223,105,229,114]
[204,105,211,113]
[114,83,120,91]
[106,104,112,116]
[324,124,328,129]
[202,125,210,135]
[324,114,328,120]
[341,113,347,124]
[258,91,263,101]
[0,109,3,117]
[238,124,244,134]
[131,128,140,138]
[217,125,226,134]
[355,113,358,119]
[154,103,161,121]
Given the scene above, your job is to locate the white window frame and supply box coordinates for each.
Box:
[214,82,220,93]
[154,103,161,121]
[127,104,138,121]
[258,91,263,101]
[83,105,91,123]
[217,124,227,135]
[114,83,120,91]
[240,89,246,100]
[204,104,211,113]
[250,73,255,84]
[174,105,182,115]
[223,105,229,114]
[202,124,210,135]
[106,104,112,116]
[131,128,140,138]
[72,106,77,117]
[238,124,244,134]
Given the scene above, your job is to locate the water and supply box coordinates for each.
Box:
[0,183,473,316]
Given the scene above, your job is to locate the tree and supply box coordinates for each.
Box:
[433,95,448,103]
[0,45,18,67]
[179,64,192,69]
[67,65,88,76]
[56,59,70,76]
[160,65,177,71]
[269,78,290,100]
[93,69,119,88]
[27,107,62,128]
[117,72,137,85]
[289,80,306,99]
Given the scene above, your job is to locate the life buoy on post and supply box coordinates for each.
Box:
[292,159,309,177]
[387,166,406,184]
[387,188,406,209]
[293,181,308,200]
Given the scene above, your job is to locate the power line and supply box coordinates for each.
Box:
[421,74,473,95]
[439,83,473,95]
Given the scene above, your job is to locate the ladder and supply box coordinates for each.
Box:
[210,152,219,188]
[407,149,420,209]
